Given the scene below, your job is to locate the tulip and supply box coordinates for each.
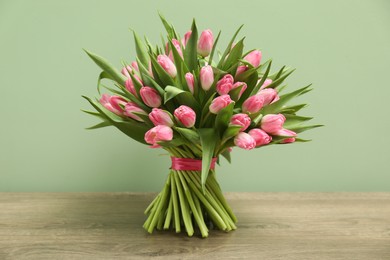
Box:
[174,105,196,128]
[182,30,192,47]
[209,94,233,114]
[230,113,251,132]
[216,74,234,95]
[185,72,195,94]
[234,132,256,150]
[99,94,126,116]
[260,114,286,134]
[197,29,213,57]
[140,86,162,108]
[259,78,273,90]
[124,102,147,122]
[166,39,183,61]
[235,65,247,76]
[231,81,247,100]
[248,128,272,147]
[200,65,214,91]
[244,50,262,67]
[257,88,278,105]
[125,78,138,97]
[144,125,173,148]
[131,61,139,72]
[242,94,264,114]
[276,128,296,144]
[148,108,174,126]
[121,65,132,78]
[157,54,177,78]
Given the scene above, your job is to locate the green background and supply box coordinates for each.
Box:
[1,0,389,192]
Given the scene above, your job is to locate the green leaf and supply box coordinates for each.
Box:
[280,104,308,114]
[289,124,324,133]
[158,13,175,39]
[81,109,104,119]
[164,86,200,112]
[132,31,149,68]
[84,49,126,85]
[86,121,111,130]
[97,71,113,94]
[222,38,244,72]
[217,25,244,68]
[158,138,185,148]
[220,149,231,163]
[261,84,312,114]
[221,125,241,144]
[198,128,217,192]
[82,96,149,144]
[174,127,200,145]
[250,60,272,95]
[283,114,313,128]
[266,68,296,89]
[149,56,175,86]
[208,30,221,65]
[229,83,246,101]
[183,19,198,72]
[215,102,234,137]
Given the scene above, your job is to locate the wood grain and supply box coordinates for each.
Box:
[0,193,389,259]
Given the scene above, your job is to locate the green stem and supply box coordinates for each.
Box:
[147,175,170,233]
[173,171,194,236]
[163,194,173,230]
[170,171,181,233]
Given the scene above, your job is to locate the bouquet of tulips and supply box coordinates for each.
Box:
[83,15,321,237]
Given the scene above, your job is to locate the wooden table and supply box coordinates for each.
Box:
[0,193,389,259]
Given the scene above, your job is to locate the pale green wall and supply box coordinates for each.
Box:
[0,0,389,192]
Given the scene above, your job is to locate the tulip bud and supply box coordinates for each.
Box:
[209,94,233,114]
[197,29,213,57]
[121,65,132,78]
[259,78,273,90]
[144,125,173,148]
[167,39,183,61]
[200,65,214,91]
[257,88,278,105]
[148,108,174,126]
[140,86,162,108]
[235,65,247,76]
[234,132,256,150]
[174,105,196,128]
[216,74,234,95]
[185,72,195,94]
[99,94,126,116]
[242,94,264,114]
[244,50,262,67]
[260,114,286,134]
[182,30,192,47]
[276,128,296,144]
[125,78,138,97]
[131,61,139,72]
[124,102,147,122]
[230,113,251,132]
[248,128,272,147]
[230,81,247,100]
[157,54,177,78]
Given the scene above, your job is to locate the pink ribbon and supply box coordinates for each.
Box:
[171,157,217,171]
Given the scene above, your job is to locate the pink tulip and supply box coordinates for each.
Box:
[242,94,264,114]
[157,54,177,78]
[124,102,147,122]
[140,86,162,108]
[260,114,286,134]
[259,78,273,90]
[166,39,183,61]
[197,29,213,57]
[276,128,296,144]
[244,50,262,67]
[99,94,126,116]
[200,65,214,91]
[148,108,174,126]
[248,128,272,147]
[125,78,138,97]
[234,132,256,150]
[182,30,192,47]
[230,113,251,132]
[216,74,234,95]
[131,61,139,72]
[209,94,233,114]
[257,88,278,105]
[174,105,196,128]
[185,72,195,94]
[144,125,173,148]
[235,65,247,76]
[231,81,247,100]
[121,65,132,78]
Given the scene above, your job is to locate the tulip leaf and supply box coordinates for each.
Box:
[229,83,246,102]
[149,56,175,87]
[82,96,149,144]
[97,71,113,94]
[164,85,200,112]
[86,121,111,130]
[222,38,244,72]
[198,128,217,192]
[288,124,324,134]
[261,84,312,115]
[133,31,149,68]
[249,60,273,96]
[84,49,126,86]
[280,104,308,114]
[215,102,234,137]
[266,68,296,89]
[158,138,185,148]
[158,12,175,39]
[221,125,241,144]
[220,149,231,163]
[174,127,200,145]
[136,57,153,86]
[183,19,198,72]
[217,24,244,68]
[283,114,313,128]
[208,30,221,65]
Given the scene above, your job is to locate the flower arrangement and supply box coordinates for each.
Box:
[83,15,321,238]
